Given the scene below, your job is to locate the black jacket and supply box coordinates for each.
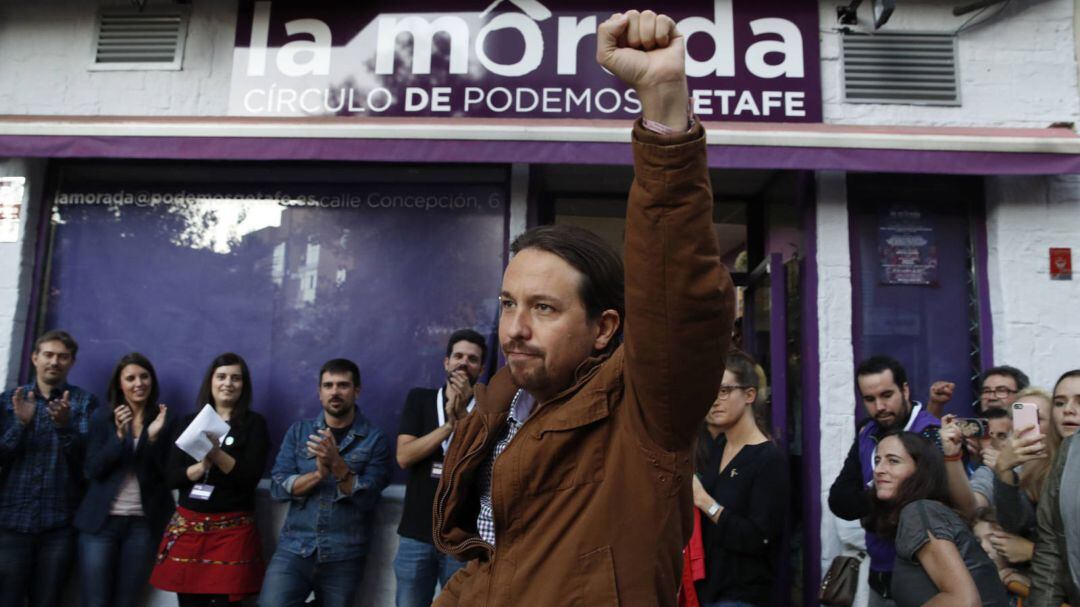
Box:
[73,405,176,536]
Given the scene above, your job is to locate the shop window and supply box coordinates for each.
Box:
[43,161,508,457]
[271,242,285,286]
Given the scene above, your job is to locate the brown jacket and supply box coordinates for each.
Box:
[432,120,734,606]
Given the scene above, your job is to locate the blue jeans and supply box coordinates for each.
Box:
[0,526,76,607]
[393,536,467,607]
[78,516,157,607]
[259,549,365,607]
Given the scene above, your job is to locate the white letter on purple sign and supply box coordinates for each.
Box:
[746,18,804,78]
[556,16,596,75]
[679,0,735,78]
[375,16,470,75]
[278,19,332,76]
[247,2,271,76]
[475,13,543,77]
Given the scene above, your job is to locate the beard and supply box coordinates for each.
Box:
[446,365,480,387]
[507,362,551,395]
[875,397,912,431]
[503,340,551,394]
[324,399,354,418]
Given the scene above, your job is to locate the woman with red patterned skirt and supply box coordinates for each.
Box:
[150,353,270,607]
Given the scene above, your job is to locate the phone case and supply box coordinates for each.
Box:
[1012,402,1041,437]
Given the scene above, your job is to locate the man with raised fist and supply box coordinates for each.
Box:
[432,10,734,605]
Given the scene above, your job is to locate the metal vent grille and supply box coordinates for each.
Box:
[90,8,188,70]
[841,33,959,105]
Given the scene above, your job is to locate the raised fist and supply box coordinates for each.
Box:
[596,10,688,130]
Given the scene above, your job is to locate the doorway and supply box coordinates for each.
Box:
[534,163,809,606]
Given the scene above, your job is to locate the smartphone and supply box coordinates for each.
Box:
[1012,402,1042,437]
[955,418,988,439]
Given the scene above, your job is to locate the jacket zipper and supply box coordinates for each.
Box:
[434,413,495,558]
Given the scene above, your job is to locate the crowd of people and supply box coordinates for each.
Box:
[828,357,1080,607]
[3,8,1077,607]
[0,330,396,607]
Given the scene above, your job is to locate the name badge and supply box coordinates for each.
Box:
[189,484,215,500]
[430,462,444,479]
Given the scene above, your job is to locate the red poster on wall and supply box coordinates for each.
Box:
[1050,248,1072,280]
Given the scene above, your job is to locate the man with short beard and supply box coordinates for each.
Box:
[0,330,99,607]
[829,356,974,607]
[392,329,486,607]
[262,358,391,607]
[431,10,735,606]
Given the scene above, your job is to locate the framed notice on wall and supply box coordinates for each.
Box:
[878,205,938,286]
[0,177,25,243]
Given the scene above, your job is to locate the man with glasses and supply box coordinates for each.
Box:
[979,365,1030,413]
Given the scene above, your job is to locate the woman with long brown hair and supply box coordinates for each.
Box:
[865,430,1008,606]
[75,352,176,607]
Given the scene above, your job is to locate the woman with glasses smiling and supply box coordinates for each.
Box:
[691,350,788,607]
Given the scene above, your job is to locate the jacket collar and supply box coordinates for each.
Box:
[477,346,617,432]
[314,408,369,449]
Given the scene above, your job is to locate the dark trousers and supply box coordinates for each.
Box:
[259,550,366,607]
[178,594,241,607]
[77,515,157,607]
[0,526,76,607]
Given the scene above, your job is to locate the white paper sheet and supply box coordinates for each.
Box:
[174,404,231,460]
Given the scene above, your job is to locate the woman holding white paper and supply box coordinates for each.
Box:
[75,352,177,607]
[149,352,269,607]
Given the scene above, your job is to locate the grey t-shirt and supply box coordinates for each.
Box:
[891,500,1010,607]
[970,465,995,507]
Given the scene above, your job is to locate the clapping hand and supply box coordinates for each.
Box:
[147,404,168,443]
[114,405,134,439]
[11,387,36,425]
[307,429,348,480]
[444,369,472,424]
[46,391,71,427]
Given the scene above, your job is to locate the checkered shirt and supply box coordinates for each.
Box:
[477,389,534,547]
[0,382,98,533]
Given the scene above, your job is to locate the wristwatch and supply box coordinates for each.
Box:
[706,502,721,518]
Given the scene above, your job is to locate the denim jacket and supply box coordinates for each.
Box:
[270,410,391,562]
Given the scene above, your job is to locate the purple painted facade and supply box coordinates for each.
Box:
[3,134,1080,175]
[43,179,508,478]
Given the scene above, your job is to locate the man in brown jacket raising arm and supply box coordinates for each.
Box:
[432,10,735,606]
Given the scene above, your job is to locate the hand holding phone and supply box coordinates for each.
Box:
[1012,402,1041,438]
[955,418,988,439]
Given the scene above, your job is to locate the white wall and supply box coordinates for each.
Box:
[0,158,45,386]
[986,174,1080,387]
[0,0,234,117]
[820,0,1080,127]
[814,172,867,606]
[1,0,1078,126]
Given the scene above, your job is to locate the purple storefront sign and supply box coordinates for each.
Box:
[229,0,821,122]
